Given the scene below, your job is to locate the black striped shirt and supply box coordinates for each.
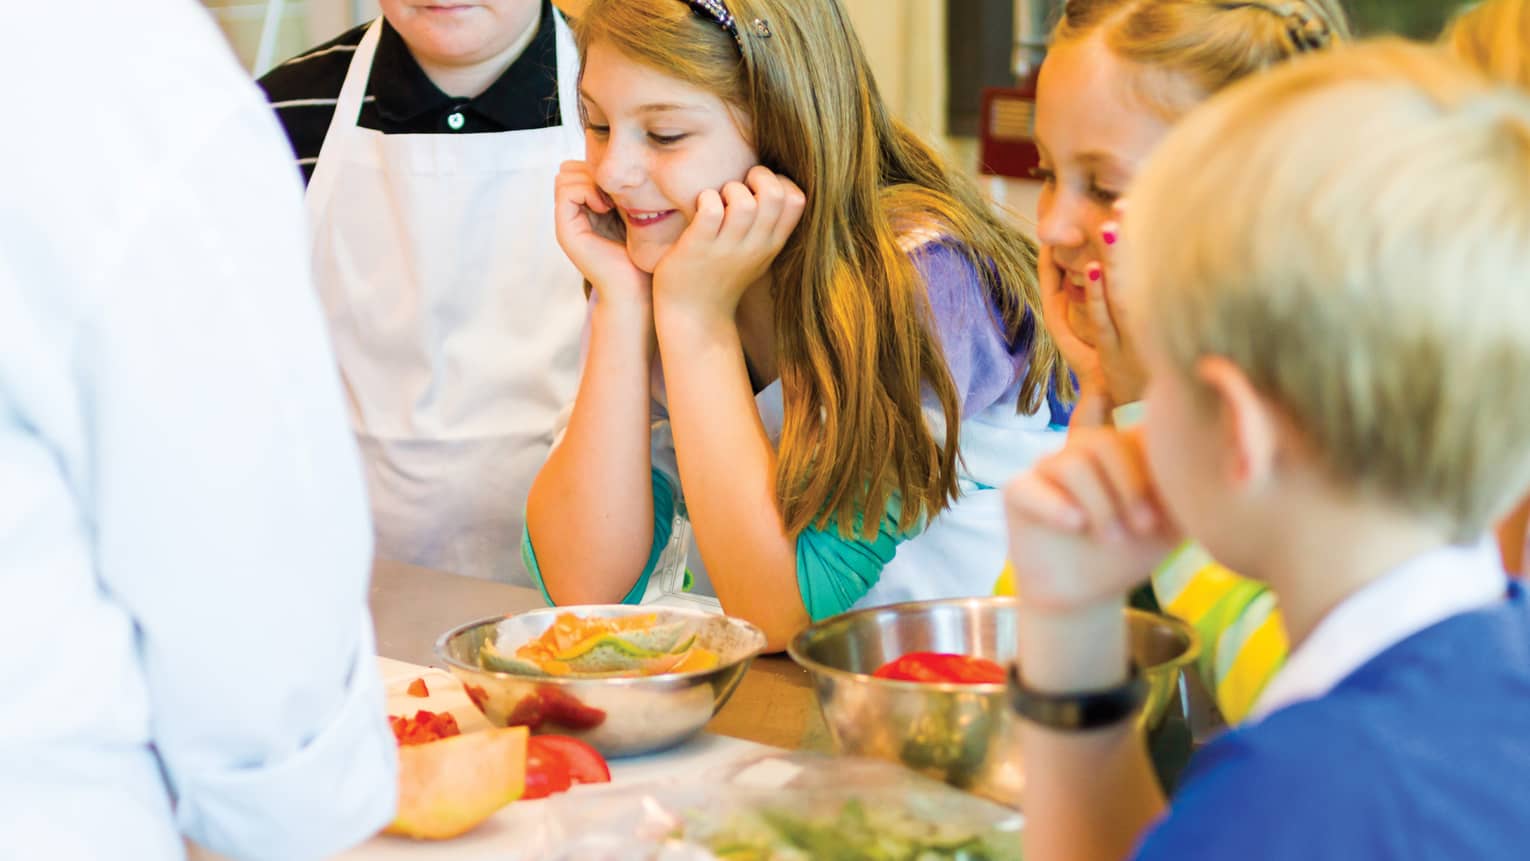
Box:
[257,0,564,185]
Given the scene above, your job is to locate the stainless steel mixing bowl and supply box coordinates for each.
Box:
[788,597,1199,807]
[436,605,767,758]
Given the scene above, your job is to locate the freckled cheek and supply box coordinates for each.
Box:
[649,166,701,221]
[1036,185,1056,222]
[1074,205,1109,253]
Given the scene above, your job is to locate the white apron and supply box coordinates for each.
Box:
[305,14,585,584]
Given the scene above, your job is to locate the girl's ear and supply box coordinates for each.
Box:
[1194,355,1281,495]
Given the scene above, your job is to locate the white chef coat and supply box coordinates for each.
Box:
[0,3,394,859]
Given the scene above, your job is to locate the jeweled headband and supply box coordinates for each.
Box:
[679,0,772,50]
[1215,1,1335,54]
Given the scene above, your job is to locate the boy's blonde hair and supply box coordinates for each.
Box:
[1128,42,1530,539]
[1447,0,1530,87]
[1052,0,1352,119]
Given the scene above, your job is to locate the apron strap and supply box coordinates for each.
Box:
[305,17,384,229]
[550,11,580,133]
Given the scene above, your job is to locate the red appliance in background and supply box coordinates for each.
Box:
[978,72,1042,180]
[980,0,1050,180]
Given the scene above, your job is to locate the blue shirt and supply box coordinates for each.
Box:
[1137,584,1530,859]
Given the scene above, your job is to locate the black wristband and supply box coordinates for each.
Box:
[1006,662,1148,731]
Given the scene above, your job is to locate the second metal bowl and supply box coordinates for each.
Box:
[788,596,1199,807]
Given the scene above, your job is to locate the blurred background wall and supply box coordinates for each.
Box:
[204,0,1481,236]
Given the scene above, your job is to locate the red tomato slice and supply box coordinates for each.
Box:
[406,677,430,698]
[521,738,573,800]
[872,655,947,683]
[951,656,1006,684]
[872,653,1006,685]
[530,735,611,785]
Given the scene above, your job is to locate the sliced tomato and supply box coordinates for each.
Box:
[530,735,611,785]
[406,677,430,698]
[872,652,1006,685]
[872,654,950,683]
[521,738,573,800]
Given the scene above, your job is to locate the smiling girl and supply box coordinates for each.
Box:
[1035,0,1350,424]
[1025,0,1351,724]
[524,0,1069,648]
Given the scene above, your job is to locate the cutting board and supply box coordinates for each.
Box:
[188,658,778,861]
[332,658,778,860]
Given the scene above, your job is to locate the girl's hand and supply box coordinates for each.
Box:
[1003,426,1180,613]
[1081,201,1148,407]
[555,160,651,306]
[1040,242,1106,385]
[652,165,806,323]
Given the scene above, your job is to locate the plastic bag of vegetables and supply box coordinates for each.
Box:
[504,752,1024,860]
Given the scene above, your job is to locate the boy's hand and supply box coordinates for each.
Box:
[1004,426,1181,613]
[652,165,805,324]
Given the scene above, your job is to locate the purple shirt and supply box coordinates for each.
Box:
[911,238,1036,417]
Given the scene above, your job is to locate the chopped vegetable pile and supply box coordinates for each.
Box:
[389,710,461,746]
[481,612,719,677]
[697,798,1023,860]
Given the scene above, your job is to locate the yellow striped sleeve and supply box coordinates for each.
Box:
[1150,542,1288,724]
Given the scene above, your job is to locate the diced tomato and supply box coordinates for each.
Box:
[872,652,1006,685]
[464,683,489,710]
[406,677,430,698]
[389,709,461,746]
[521,738,572,800]
[530,735,611,785]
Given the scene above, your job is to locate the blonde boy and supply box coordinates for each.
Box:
[1448,0,1530,575]
[1004,42,1530,861]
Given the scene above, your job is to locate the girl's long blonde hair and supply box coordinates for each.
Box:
[1054,0,1353,119]
[575,0,1062,537]
[1447,0,1530,87]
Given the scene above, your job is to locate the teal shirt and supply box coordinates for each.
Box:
[522,237,1052,620]
[522,470,919,620]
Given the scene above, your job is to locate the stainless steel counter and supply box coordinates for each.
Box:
[368,558,832,752]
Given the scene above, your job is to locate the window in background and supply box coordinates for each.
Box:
[1346,0,1476,39]
[203,0,311,75]
[204,0,372,75]
[946,0,1016,138]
